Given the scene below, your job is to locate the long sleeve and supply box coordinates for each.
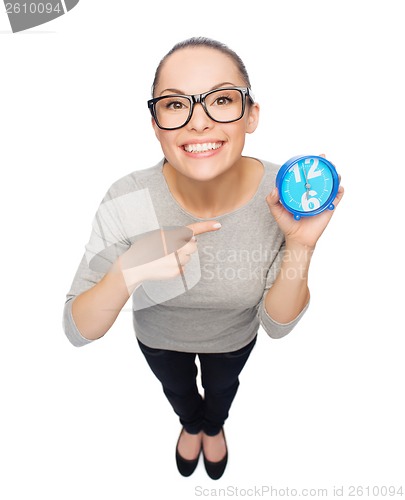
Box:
[255,242,310,339]
[62,181,160,347]
[62,255,105,347]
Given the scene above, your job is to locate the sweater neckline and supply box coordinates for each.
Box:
[158,157,267,221]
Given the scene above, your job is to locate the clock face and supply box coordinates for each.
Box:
[278,156,338,217]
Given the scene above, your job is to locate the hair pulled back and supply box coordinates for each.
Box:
[151,37,252,97]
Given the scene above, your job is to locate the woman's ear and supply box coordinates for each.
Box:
[246,102,260,134]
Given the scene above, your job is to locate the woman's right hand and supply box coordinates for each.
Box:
[118,220,221,291]
[70,220,222,341]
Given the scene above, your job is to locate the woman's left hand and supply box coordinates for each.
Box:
[266,156,344,250]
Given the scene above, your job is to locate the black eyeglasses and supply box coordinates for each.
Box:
[147,86,255,130]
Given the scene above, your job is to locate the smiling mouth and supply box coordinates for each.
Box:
[182,142,224,153]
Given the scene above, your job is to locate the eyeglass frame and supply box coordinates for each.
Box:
[147,86,255,131]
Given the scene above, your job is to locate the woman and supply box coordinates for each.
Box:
[63,37,344,480]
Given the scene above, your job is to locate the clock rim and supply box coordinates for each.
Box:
[276,155,339,217]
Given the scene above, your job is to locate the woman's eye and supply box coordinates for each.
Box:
[166,101,186,110]
[214,96,232,106]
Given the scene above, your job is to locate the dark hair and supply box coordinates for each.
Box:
[151,36,252,97]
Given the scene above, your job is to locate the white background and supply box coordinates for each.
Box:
[1,1,404,498]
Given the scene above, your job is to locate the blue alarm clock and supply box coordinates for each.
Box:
[276,155,340,220]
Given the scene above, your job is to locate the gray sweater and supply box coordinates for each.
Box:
[63,158,309,352]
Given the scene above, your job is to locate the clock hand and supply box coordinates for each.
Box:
[302,162,311,200]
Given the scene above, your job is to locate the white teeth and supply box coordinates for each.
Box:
[184,142,222,153]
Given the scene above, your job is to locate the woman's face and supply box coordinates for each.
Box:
[152,47,260,182]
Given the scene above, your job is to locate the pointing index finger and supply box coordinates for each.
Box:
[187,220,222,236]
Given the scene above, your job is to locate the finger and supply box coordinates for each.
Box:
[187,220,222,236]
[174,249,191,267]
[319,153,340,176]
[266,187,286,221]
[266,187,280,208]
[178,239,198,255]
[174,250,186,278]
[333,185,344,207]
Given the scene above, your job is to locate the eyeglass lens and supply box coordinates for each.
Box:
[154,89,244,129]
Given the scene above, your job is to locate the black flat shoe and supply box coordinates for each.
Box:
[175,428,201,477]
[202,428,228,480]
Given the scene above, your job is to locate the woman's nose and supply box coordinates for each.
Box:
[186,103,214,132]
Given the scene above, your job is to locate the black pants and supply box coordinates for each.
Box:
[137,336,257,436]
